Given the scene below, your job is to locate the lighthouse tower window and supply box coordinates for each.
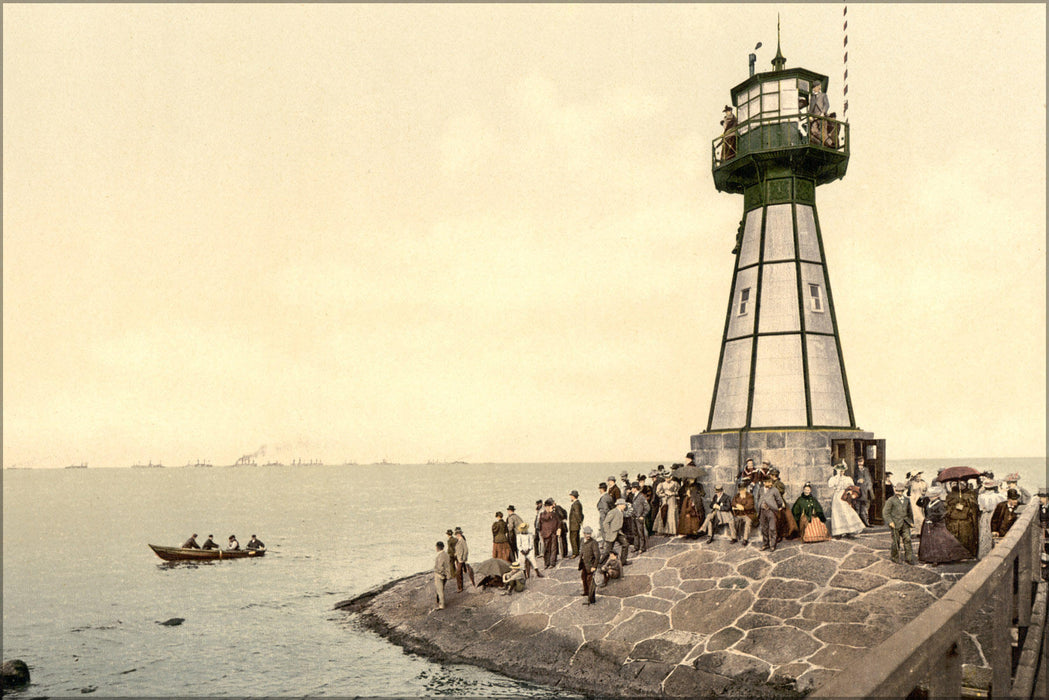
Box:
[809,283,824,312]
[738,287,751,316]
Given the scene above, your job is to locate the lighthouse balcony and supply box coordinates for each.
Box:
[712,113,849,194]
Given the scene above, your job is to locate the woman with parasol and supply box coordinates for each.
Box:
[937,467,983,558]
[918,485,972,564]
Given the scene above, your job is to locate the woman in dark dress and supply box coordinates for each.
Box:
[677,478,703,538]
[792,483,830,543]
[945,482,979,558]
[918,486,972,564]
[491,512,512,562]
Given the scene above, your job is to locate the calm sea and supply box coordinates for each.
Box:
[2,458,1044,697]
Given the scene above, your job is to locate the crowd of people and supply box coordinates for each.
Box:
[430,457,1044,610]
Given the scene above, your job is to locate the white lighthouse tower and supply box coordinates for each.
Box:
[691,35,885,519]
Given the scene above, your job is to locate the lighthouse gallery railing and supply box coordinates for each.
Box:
[811,503,1044,698]
[712,113,850,169]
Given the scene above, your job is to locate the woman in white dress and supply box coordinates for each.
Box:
[976,479,1006,558]
[655,477,679,535]
[827,463,864,537]
[907,472,928,535]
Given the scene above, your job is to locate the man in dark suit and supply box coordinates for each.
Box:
[539,499,563,569]
[991,490,1021,538]
[629,482,649,553]
[553,499,569,560]
[201,534,219,550]
[606,476,622,505]
[854,457,875,527]
[699,486,734,543]
[578,526,601,605]
[568,491,584,558]
[882,483,916,565]
[730,483,757,545]
[505,506,524,562]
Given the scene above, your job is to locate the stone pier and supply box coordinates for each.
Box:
[338,530,979,697]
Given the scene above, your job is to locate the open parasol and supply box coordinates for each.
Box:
[472,557,511,586]
[672,464,705,481]
[935,466,983,483]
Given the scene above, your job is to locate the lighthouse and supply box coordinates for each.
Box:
[691,34,886,520]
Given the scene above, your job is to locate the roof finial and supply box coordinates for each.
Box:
[772,13,786,71]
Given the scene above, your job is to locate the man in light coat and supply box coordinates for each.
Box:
[601,498,630,566]
[453,527,474,590]
[433,541,454,610]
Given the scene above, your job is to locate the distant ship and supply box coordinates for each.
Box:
[186,460,213,468]
[65,462,88,469]
[131,461,164,468]
[291,458,323,466]
[340,461,358,467]
[234,456,258,467]
[262,461,284,467]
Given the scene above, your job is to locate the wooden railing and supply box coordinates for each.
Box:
[811,504,1045,699]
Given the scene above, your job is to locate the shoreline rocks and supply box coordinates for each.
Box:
[337,530,976,696]
[1,659,30,690]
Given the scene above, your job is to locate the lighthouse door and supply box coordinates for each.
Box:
[862,439,887,524]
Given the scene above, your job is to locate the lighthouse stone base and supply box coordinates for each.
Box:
[690,429,874,495]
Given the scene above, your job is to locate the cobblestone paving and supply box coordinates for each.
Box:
[343,529,973,697]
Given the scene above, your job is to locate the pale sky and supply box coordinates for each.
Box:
[3,4,1045,467]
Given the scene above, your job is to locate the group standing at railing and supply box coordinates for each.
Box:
[719,81,841,163]
[885,469,1043,566]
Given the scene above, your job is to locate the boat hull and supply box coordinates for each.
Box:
[148,544,265,561]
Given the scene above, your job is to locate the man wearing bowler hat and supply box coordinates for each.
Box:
[699,486,734,543]
[567,490,584,558]
[504,505,523,562]
[578,526,601,605]
[883,482,917,565]
[601,498,630,566]
[720,105,737,160]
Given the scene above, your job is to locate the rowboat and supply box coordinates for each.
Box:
[148,544,265,561]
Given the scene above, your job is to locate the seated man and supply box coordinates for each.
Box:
[246,534,265,551]
[500,561,526,596]
[227,534,240,550]
[730,482,757,545]
[598,550,623,587]
[699,486,735,543]
[201,534,219,550]
[181,533,201,549]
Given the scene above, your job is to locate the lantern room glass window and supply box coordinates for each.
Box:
[735,77,809,129]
